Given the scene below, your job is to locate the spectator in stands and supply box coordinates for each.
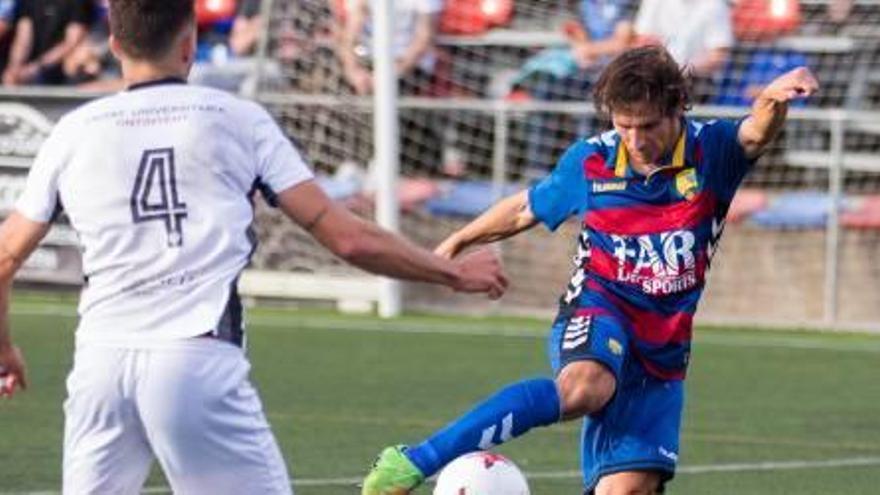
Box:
[337,0,442,95]
[717,0,807,108]
[517,0,636,178]
[195,0,263,61]
[187,0,272,93]
[2,0,94,86]
[715,49,809,108]
[229,0,262,56]
[567,0,636,70]
[828,0,854,24]
[0,0,17,75]
[335,0,448,176]
[61,0,124,90]
[633,0,733,77]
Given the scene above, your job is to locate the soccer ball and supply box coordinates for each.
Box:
[433,451,530,495]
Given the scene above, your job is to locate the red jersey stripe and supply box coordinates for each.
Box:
[585,279,694,345]
[583,153,616,179]
[585,190,717,235]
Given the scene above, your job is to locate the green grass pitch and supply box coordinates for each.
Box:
[1,295,879,494]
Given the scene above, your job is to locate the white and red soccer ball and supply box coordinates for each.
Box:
[433,452,530,495]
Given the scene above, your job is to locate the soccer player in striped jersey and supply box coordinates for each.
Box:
[363,46,817,495]
[0,1,507,493]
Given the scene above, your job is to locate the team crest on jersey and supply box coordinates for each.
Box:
[607,338,623,356]
[675,168,699,200]
[592,180,627,193]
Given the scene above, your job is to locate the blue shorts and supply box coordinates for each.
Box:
[548,306,684,492]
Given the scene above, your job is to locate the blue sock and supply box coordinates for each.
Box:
[404,377,561,477]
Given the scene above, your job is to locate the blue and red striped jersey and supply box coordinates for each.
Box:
[528,118,754,380]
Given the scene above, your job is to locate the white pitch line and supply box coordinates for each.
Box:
[678,456,880,474]
[9,305,880,353]
[5,456,880,495]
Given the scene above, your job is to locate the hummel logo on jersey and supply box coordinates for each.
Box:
[562,315,591,350]
[592,180,627,193]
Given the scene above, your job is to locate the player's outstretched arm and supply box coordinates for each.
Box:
[435,190,539,259]
[276,180,509,299]
[738,67,819,159]
[0,213,50,397]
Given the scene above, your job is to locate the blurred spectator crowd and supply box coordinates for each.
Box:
[0,0,263,90]
[0,0,864,105]
[0,0,872,175]
[271,0,862,176]
[4,0,880,228]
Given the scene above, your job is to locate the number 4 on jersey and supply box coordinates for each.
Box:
[130,148,188,247]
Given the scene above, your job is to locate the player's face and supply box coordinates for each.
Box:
[611,105,682,166]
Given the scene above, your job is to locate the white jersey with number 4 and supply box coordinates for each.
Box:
[16,81,312,346]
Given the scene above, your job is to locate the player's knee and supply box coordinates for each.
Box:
[555,361,616,420]
[597,483,659,495]
[595,471,662,495]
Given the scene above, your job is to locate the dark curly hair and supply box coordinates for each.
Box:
[109,0,195,60]
[592,45,692,119]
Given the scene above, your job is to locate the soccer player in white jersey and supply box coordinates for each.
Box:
[0,1,508,493]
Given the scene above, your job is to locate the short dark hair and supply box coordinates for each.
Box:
[109,0,195,60]
[593,45,691,119]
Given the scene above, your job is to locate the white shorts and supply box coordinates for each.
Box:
[62,338,292,495]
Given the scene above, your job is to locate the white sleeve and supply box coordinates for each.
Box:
[15,122,67,222]
[704,1,734,50]
[252,106,313,202]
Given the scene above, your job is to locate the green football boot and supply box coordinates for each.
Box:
[361,445,425,495]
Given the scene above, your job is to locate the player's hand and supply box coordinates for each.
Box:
[761,67,819,103]
[2,67,19,86]
[0,345,27,398]
[345,66,373,95]
[450,247,508,299]
[435,235,463,260]
[572,43,599,68]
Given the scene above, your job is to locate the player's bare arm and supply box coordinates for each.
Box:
[337,0,372,95]
[3,17,34,85]
[0,213,51,397]
[738,67,819,159]
[395,12,437,76]
[435,190,539,259]
[276,180,508,299]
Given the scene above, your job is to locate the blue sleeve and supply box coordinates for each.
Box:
[701,119,756,204]
[528,140,591,231]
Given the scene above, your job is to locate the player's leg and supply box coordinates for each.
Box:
[556,359,616,420]
[362,309,622,495]
[593,471,664,495]
[63,346,154,495]
[548,307,625,422]
[579,356,684,494]
[364,377,561,490]
[137,338,292,495]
